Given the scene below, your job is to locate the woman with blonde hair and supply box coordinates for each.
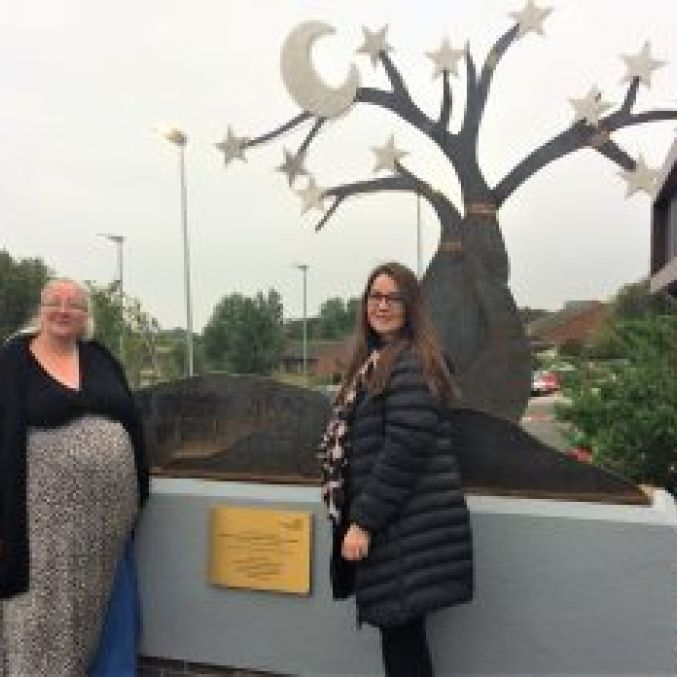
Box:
[0,278,148,676]
[319,262,473,677]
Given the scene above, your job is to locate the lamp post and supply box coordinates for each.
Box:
[416,192,422,278]
[158,124,194,377]
[99,233,125,361]
[295,263,309,381]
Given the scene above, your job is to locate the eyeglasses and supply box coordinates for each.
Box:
[41,299,88,312]
[367,291,405,307]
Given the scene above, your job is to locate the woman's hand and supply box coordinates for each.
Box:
[341,523,370,561]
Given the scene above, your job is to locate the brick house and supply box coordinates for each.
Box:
[527,301,607,351]
[280,338,353,382]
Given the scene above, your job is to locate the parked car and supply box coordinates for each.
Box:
[566,447,592,463]
[531,370,560,395]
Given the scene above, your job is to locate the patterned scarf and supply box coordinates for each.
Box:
[318,350,379,526]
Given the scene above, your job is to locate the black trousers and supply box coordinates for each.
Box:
[379,616,433,677]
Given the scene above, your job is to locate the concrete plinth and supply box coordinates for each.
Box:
[136,479,677,677]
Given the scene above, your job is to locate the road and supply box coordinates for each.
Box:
[520,392,571,452]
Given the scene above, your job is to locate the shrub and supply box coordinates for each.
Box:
[556,315,677,487]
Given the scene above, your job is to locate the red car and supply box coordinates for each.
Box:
[567,447,592,463]
[531,370,560,395]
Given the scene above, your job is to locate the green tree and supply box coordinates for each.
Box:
[0,250,51,341]
[588,278,676,359]
[156,328,206,380]
[285,316,320,342]
[316,297,359,339]
[610,278,674,320]
[557,337,585,358]
[88,282,125,353]
[557,314,677,487]
[87,282,181,386]
[285,296,359,341]
[519,306,549,325]
[346,297,359,324]
[316,297,346,339]
[203,290,284,374]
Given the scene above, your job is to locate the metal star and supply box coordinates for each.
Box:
[215,127,248,165]
[618,154,658,198]
[277,148,308,187]
[371,135,408,173]
[356,26,392,68]
[509,0,553,38]
[426,38,464,79]
[620,41,666,88]
[569,85,614,127]
[297,177,326,213]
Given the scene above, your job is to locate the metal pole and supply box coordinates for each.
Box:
[117,238,124,362]
[416,192,422,278]
[295,264,308,381]
[179,144,194,377]
[303,267,307,381]
[99,233,125,363]
[301,265,308,381]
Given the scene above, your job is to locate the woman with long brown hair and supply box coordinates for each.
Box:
[319,261,473,677]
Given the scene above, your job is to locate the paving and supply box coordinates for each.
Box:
[520,393,571,452]
[138,655,287,676]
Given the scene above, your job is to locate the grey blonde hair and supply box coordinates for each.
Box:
[19,277,95,340]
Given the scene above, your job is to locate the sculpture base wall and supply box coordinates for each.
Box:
[136,479,677,676]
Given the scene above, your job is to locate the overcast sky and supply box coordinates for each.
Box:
[2,0,676,329]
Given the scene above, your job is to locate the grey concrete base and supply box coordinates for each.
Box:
[136,480,677,677]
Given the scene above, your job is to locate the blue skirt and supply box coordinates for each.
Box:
[89,536,140,677]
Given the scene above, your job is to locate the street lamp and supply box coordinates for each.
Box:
[99,233,125,361]
[294,263,309,381]
[416,192,422,278]
[157,123,194,377]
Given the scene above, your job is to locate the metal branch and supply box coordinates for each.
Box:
[592,137,635,171]
[464,25,519,137]
[298,117,326,156]
[611,109,677,128]
[315,163,463,232]
[355,86,398,110]
[463,44,479,125]
[245,112,313,149]
[356,87,451,154]
[356,86,431,133]
[314,199,342,231]
[493,123,598,204]
[324,174,419,201]
[494,108,677,205]
[315,174,421,231]
[620,77,640,114]
[366,54,448,146]
[437,71,452,130]
[380,52,412,101]
[395,162,462,221]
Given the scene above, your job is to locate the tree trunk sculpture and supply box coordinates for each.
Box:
[218,13,677,422]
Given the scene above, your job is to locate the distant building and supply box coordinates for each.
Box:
[651,137,677,297]
[280,339,353,382]
[527,301,606,351]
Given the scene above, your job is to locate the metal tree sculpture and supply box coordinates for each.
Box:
[216,2,677,421]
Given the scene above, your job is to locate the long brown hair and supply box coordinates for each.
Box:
[338,261,458,404]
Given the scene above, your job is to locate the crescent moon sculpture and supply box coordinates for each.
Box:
[281,21,360,119]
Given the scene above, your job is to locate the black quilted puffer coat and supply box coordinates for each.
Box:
[348,348,473,627]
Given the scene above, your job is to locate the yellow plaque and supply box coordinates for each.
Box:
[208,505,312,595]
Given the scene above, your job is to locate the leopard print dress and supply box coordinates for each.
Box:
[0,415,138,677]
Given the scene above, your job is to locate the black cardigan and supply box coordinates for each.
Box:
[0,334,149,599]
[348,348,474,627]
